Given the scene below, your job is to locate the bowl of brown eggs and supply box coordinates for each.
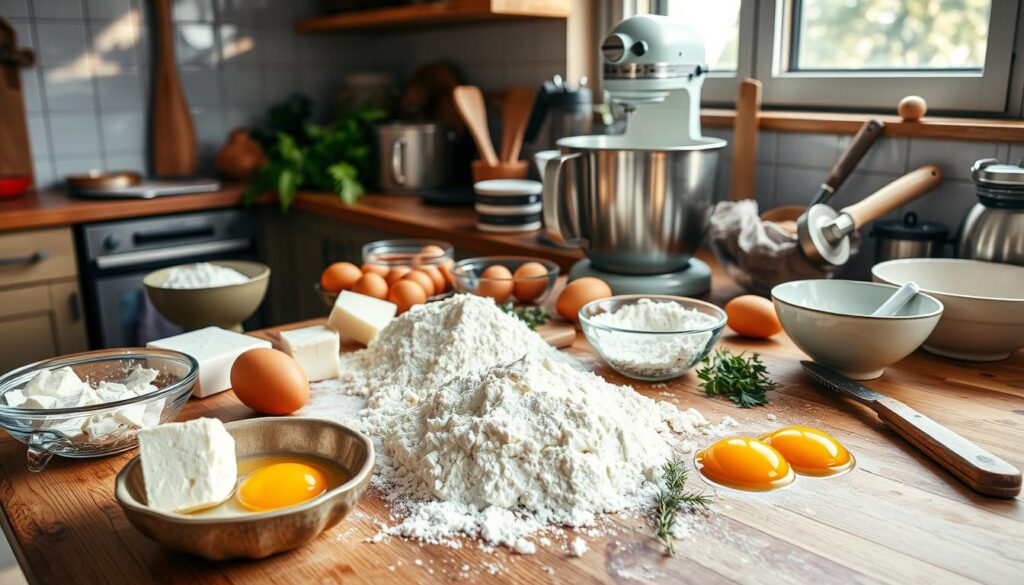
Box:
[451,256,560,305]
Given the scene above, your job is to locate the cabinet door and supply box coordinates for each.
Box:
[0,315,56,372]
[49,280,88,355]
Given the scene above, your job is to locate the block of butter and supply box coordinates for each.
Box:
[280,325,341,381]
[138,418,237,513]
[148,327,271,398]
[327,290,397,346]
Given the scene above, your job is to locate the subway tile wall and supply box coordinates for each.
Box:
[4,0,567,189]
[703,126,1005,277]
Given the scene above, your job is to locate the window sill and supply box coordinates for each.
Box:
[701,109,1024,143]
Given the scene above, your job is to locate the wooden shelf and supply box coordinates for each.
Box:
[295,0,569,33]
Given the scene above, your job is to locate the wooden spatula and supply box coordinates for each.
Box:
[453,85,499,166]
[499,87,535,163]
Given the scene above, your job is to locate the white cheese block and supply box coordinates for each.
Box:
[280,325,342,381]
[148,327,271,398]
[137,418,237,513]
[4,390,26,407]
[327,290,397,346]
[23,367,86,398]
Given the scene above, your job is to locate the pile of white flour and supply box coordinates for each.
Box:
[301,295,717,553]
[159,262,249,289]
[588,298,720,378]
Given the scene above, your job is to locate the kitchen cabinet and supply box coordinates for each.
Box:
[0,227,88,371]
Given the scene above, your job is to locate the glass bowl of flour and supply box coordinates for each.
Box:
[0,349,198,471]
[579,295,726,381]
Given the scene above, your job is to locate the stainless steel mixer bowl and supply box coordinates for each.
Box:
[543,135,724,275]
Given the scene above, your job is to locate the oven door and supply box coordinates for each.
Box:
[93,271,182,348]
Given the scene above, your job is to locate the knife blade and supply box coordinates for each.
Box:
[799,360,1021,498]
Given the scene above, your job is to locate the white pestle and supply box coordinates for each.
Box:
[871,282,920,317]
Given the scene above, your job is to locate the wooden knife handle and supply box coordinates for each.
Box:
[823,119,884,191]
[873,397,1022,498]
[841,165,942,228]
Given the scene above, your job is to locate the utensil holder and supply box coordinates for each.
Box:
[471,160,528,182]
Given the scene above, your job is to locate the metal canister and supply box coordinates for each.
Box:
[375,122,452,193]
[870,212,948,262]
[959,159,1024,265]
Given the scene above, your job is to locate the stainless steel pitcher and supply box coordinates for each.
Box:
[959,159,1024,266]
[542,135,724,275]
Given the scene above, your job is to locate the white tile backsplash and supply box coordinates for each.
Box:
[41,72,97,111]
[34,0,84,19]
[839,136,907,175]
[907,138,1000,181]
[35,22,90,67]
[95,70,144,110]
[777,132,841,169]
[48,113,102,156]
[100,110,146,151]
[0,0,29,18]
[26,115,51,159]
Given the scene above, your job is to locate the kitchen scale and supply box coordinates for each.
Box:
[542,15,724,297]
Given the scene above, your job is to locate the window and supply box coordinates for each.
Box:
[601,0,1021,114]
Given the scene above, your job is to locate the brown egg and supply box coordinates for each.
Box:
[388,279,428,314]
[361,262,390,277]
[413,245,447,269]
[438,260,455,288]
[897,95,927,121]
[556,277,612,323]
[386,266,412,286]
[725,295,782,338]
[352,272,389,299]
[421,266,446,294]
[320,262,362,293]
[403,270,436,297]
[513,262,549,302]
[230,348,309,415]
[477,265,514,302]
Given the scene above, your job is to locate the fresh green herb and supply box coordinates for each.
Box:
[653,459,711,556]
[697,349,777,408]
[244,94,387,211]
[498,302,550,330]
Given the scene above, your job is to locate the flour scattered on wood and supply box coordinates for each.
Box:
[301,295,735,555]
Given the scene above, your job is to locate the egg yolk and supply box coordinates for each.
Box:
[758,426,854,477]
[238,462,328,512]
[695,437,795,491]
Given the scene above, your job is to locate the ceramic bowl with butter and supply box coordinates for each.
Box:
[115,417,375,560]
[772,280,943,380]
[0,348,197,471]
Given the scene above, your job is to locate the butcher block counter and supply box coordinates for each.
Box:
[0,265,1021,585]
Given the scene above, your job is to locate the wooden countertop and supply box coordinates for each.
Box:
[0,268,1021,584]
[0,188,582,269]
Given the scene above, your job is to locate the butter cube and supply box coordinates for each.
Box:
[280,325,342,381]
[148,327,271,398]
[327,290,397,346]
[138,418,237,513]
[4,390,26,407]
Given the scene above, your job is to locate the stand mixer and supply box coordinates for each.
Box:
[542,14,726,295]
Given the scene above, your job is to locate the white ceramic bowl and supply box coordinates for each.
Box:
[872,259,1024,361]
[772,280,943,380]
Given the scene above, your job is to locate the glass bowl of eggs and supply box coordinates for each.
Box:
[451,256,560,305]
[315,239,456,309]
[578,295,727,381]
[0,348,198,471]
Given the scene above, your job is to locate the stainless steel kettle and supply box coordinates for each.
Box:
[959,159,1024,266]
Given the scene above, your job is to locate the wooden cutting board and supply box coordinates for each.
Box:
[536,319,576,348]
[0,17,35,184]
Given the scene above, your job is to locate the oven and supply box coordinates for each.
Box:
[76,209,263,348]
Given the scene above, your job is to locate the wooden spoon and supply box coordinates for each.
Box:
[453,85,499,166]
[499,87,535,163]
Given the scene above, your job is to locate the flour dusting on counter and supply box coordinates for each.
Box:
[300,295,727,554]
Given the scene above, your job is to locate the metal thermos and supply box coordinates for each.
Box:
[375,122,452,193]
[959,159,1024,265]
[870,212,948,262]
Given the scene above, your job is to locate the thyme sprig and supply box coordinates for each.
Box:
[654,460,712,556]
[697,349,777,408]
[498,302,550,330]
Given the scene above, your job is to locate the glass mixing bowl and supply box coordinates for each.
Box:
[579,295,726,381]
[0,349,198,471]
[451,256,560,305]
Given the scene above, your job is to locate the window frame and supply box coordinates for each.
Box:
[754,0,1020,114]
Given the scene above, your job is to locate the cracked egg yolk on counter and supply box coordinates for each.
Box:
[695,437,796,492]
[758,426,855,478]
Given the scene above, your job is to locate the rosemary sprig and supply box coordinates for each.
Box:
[654,459,712,556]
[697,349,777,408]
[498,302,550,330]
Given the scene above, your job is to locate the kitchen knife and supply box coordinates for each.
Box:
[801,361,1022,498]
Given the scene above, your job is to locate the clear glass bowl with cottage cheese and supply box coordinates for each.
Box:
[579,295,727,381]
[0,349,198,471]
